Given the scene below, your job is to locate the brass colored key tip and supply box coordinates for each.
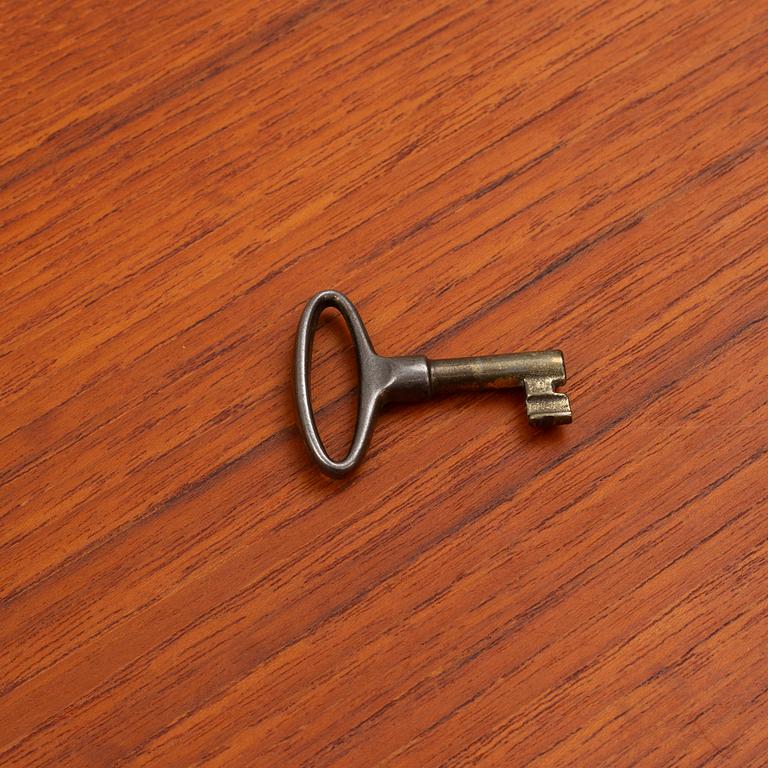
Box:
[523,376,573,426]
[525,391,573,426]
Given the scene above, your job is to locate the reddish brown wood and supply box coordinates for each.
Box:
[1,1,767,765]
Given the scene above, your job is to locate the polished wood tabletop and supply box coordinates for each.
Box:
[2,1,767,766]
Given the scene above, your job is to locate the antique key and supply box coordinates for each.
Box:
[295,290,572,477]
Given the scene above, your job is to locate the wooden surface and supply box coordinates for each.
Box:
[1,1,768,765]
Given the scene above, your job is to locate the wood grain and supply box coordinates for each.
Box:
[1,0,767,765]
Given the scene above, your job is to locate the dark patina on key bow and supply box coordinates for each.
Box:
[294,290,572,477]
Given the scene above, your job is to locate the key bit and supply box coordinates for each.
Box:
[295,290,572,477]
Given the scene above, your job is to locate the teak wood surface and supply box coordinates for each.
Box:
[1,1,768,766]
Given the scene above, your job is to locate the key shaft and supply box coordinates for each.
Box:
[427,352,571,426]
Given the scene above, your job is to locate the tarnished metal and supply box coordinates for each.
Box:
[294,290,572,477]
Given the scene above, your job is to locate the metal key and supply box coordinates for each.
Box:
[294,290,572,477]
